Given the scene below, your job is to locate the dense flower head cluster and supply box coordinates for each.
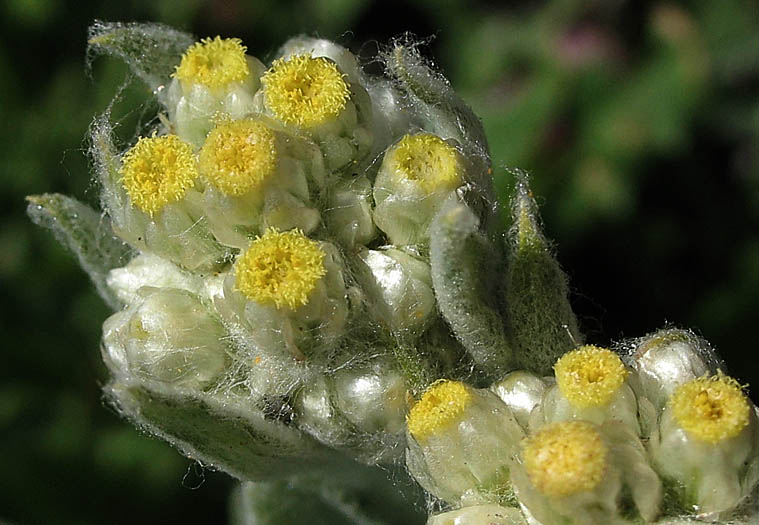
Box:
[27,22,758,525]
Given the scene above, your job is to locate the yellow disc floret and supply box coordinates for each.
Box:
[407,380,473,442]
[554,345,628,409]
[174,36,250,89]
[261,54,350,128]
[524,421,608,497]
[235,229,326,310]
[198,119,278,196]
[670,373,750,444]
[388,134,464,193]
[120,134,197,216]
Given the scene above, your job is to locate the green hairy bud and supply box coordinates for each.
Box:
[29,22,759,525]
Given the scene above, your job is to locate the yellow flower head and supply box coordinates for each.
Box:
[554,345,628,409]
[235,229,326,310]
[524,421,608,497]
[407,380,473,442]
[119,134,197,216]
[174,36,250,89]
[198,119,278,196]
[670,372,750,444]
[387,134,464,193]
[261,54,350,128]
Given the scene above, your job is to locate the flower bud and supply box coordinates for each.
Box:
[103,132,229,271]
[105,252,204,305]
[427,504,527,525]
[405,380,524,505]
[532,345,641,435]
[293,358,407,463]
[167,37,265,146]
[197,117,325,248]
[332,358,407,436]
[258,51,373,171]
[324,174,377,249]
[490,371,547,429]
[650,373,759,515]
[213,230,348,373]
[355,247,435,336]
[626,328,724,411]
[102,288,228,389]
[373,133,466,246]
[512,420,661,524]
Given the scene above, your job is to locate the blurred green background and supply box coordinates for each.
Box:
[1,0,757,523]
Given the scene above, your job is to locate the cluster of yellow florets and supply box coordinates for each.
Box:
[198,119,278,196]
[407,380,473,442]
[554,344,628,408]
[670,372,750,443]
[262,54,351,128]
[234,229,326,310]
[389,133,463,192]
[119,134,197,216]
[174,36,250,89]
[523,421,608,497]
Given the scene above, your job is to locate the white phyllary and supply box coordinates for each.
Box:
[293,374,351,447]
[490,371,547,430]
[511,420,661,525]
[530,346,642,436]
[331,358,407,435]
[106,252,205,305]
[533,379,641,434]
[293,359,406,463]
[366,79,418,156]
[626,328,724,411]
[426,504,528,525]
[649,374,759,515]
[165,37,266,147]
[355,247,435,336]
[101,287,228,389]
[324,174,377,250]
[373,133,467,247]
[197,117,326,249]
[405,381,525,506]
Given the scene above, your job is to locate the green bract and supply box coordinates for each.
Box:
[28,22,759,525]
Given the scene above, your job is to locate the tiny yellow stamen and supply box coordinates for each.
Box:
[120,134,197,216]
[198,119,278,196]
[388,134,463,192]
[174,36,250,89]
[261,54,350,128]
[670,373,750,444]
[524,421,607,497]
[235,229,326,310]
[554,345,628,409]
[407,380,473,442]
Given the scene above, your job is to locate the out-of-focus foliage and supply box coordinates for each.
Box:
[1,0,756,524]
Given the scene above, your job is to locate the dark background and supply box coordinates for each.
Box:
[1,0,757,523]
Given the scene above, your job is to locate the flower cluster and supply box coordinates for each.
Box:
[27,22,758,525]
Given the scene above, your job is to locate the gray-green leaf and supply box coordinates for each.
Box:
[231,466,426,525]
[503,171,582,375]
[26,193,131,310]
[87,20,195,94]
[430,191,513,378]
[383,39,491,170]
[106,379,354,482]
